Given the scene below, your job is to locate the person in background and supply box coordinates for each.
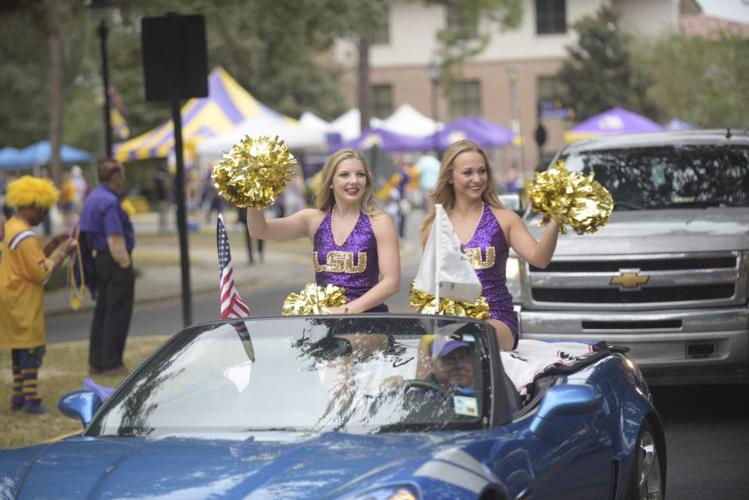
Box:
[417,154,440,210]
[78,159,135,376]
[153,165,171,233]
[246,148,400,313]
[284,165,307,216]
[420,140,559,351]
[0,176,77,414]
[236,205,264,264]
[1,173,11,240]
[59,172,78,229]
[70,165,89,208]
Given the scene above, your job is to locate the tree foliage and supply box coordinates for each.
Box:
[0,0,90,148]
[557,5,656,122]
[633,33,749,128]
[429,0,523,89]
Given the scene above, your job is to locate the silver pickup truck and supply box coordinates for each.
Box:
[510,130,749,385]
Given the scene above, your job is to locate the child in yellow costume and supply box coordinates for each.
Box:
[0,176,77,414]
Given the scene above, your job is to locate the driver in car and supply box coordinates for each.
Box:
[380,335,477,397]
[421,336,476,395]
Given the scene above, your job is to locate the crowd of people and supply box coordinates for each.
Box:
[1,140,552,416]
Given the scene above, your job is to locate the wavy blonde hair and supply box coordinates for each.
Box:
[6,176,60,210]
[315,148,377,215]
[420,140,503,245]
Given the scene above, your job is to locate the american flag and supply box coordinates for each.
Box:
[217,214,250,318]
[217,214,255,361]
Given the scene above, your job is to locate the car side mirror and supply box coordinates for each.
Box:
[58,390,103,428]
[529,384,602,436]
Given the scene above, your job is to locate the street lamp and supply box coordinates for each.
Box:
[87,0,117,159]
[428,60,440,158]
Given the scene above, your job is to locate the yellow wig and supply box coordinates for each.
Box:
[6,176,60,210]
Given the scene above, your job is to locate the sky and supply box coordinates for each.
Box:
[696,0,749,23]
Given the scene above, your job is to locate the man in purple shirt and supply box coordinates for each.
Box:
[78,159,135,376]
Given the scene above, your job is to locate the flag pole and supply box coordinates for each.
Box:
[434,204,441,313]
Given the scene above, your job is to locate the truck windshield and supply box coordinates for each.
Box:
[560,144,749,209]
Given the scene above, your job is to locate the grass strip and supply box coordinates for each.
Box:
[0,336,167,449]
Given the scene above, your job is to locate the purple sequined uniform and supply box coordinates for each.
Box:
[313,212,388,312]
[460,204,518,346]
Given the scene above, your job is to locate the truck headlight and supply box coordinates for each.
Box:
[506,256,521,302]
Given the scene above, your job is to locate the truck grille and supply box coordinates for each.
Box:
[526,252,746,310]
[529,256,737,272]
[532,284,735,303]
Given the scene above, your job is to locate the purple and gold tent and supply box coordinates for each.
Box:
[114,67,271,162]
[563,107,663,143]
[413,116,516,151]
[337,127,425,153]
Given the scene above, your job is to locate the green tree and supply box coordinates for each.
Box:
[430,0,523,92]
[557,5,656,122]
[0,0,89,183]
[633,33,749,128]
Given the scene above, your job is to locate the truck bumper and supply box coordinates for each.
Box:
[518,306,749,385]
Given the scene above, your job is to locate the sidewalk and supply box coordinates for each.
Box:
[45,209,425,316]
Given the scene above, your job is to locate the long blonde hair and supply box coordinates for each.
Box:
[315,148,377,215]
[420,140,503,245]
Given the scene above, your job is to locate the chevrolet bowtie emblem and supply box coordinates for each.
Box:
[610,271,650,289]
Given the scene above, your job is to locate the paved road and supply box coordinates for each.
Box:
[48,287,749,499]
[652,385,749,500]
[47,273,417,343]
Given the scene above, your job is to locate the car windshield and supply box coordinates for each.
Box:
[87,316,495,438]
[560,144,749,209]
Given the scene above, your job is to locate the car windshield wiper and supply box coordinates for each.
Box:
[664,201,722,209]
[242,427,309,432]
[613,201,644,211]
[376,421,482,433]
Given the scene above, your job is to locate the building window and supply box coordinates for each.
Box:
[535,0,566,35]
[371,84,393,118]
[371,5,390,44]
[446,4,479,39]
[537,76,572,119]
[449,79,482,118]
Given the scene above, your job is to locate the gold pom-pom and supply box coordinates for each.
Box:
[212,135,297,208]
[6,176,60,209]
[409,283,490,320]
[282,283,348,316]
[528,159,613,235]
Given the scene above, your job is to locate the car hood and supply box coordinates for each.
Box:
[0,431,469,498]
[527,207,749,255]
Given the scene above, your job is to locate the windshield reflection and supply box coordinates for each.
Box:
[87,317,490,438]
[562,144,749,209]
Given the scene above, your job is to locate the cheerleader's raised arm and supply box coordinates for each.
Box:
[244,148,400,314]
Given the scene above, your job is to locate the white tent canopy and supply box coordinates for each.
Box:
[198,113,328,158]
[291,104,441,147]
[299,111,330,131]
[372,104,442,137]
[329,108,363,141]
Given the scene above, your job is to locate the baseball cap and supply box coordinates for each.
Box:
[430,336,472,359]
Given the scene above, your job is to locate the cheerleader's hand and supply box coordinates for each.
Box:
[326,306,350,315]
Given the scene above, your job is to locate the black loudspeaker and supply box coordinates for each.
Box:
[141,14,208,101]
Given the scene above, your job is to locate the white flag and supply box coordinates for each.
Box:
[413,204,482,303]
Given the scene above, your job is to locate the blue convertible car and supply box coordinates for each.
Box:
[0,315,665,499]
